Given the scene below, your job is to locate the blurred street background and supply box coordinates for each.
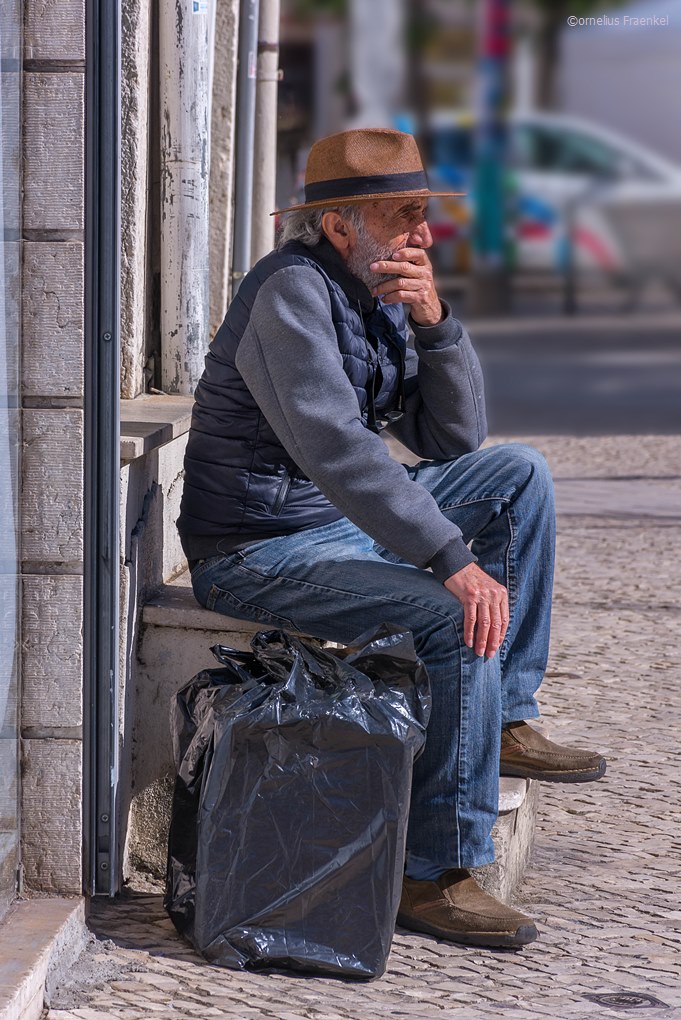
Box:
[275,0,681,436]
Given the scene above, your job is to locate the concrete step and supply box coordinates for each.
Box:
[127,573,538,903]
[0,898,85,1020]
[477,777,538,904]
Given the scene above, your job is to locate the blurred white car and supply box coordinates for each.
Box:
[425,110,681,276]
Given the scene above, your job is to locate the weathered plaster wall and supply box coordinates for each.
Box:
[20,0,86,894]
[103,0,243,885]
[119,0,240,391]
[116,0,241,882]
[121,0,152,399]
[209,0,240,338]
[118,435,187,881]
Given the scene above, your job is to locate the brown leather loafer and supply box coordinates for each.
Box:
[500,720,606,783]
[397,869,538,949]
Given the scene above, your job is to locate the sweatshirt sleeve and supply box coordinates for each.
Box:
[386,301,488,459]
[234,265,475,580]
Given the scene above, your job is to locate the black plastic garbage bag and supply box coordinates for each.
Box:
[165,625,430,978]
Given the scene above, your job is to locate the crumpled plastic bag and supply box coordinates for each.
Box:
[164,625,430,978]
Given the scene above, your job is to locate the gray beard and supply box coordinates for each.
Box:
[345,221,396,293]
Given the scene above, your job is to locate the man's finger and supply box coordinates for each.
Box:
[474,604,490,658]
[499,593,510,647]
[372,278,424,297]
[485,599,503,659]
[369,259,428,277]
[392,247,429,265]
[464,599,476,649]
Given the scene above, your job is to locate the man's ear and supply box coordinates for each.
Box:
[321,210,352,256]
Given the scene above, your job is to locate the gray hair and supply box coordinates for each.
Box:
[277,204,366,249]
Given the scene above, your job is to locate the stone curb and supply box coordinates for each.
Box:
[0,898,86,1020]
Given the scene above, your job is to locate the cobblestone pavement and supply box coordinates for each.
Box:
[46,436,681,1020]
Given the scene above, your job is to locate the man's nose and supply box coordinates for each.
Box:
[409,219,433,249]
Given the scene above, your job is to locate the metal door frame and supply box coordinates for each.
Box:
[83,0,121,897]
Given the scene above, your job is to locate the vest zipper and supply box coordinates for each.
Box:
[272,469,292,515]
[358,302,406,433]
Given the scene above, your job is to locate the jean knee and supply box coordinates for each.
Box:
[494,442,554,501]
[408,602,465,670]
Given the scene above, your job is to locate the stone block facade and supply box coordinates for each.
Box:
[21,410,84,566]
[20,0,86,895]
[22,242,84,398]
[13,0,240,900]
[21,575,83,733]
[21,740,83,894]
[23,74,84,234]
[24,0,85,63]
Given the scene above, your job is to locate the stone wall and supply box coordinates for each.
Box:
[121,0,152,399]
[20,0,86,893]
[209,0,240,338]
[17,0,240,896]
[120,0,241,394]
[118,434,188,882]
[114,0,241,887]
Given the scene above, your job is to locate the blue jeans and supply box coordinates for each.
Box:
[190,443,555,870]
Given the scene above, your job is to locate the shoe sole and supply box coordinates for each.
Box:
[396,915,538,949]
[500,758,606,783]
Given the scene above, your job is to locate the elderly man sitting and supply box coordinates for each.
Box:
[177,128,605,949]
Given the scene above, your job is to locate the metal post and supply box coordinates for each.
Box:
[562,196,577,315]
[231,0,260,294]
[84,0,121,896]
[468,0,512,316]
[250,0,280,264]
[159,0,212,394]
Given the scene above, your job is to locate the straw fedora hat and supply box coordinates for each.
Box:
[273,127,465,215]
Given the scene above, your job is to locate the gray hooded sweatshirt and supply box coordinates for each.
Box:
[234,262,488,582]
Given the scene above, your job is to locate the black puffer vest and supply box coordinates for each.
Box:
[177,239,407,560]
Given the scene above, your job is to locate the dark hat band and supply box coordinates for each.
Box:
[305,170,429,203]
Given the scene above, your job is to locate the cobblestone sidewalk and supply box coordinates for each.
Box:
[45,436,681,1020]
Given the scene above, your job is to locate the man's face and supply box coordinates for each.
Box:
[344,198,432,291]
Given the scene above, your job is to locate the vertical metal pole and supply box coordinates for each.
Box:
[231,0,259,294]
[84,0,121,895]
[159,0,211,394]
[562,197,577,315]
[250,0,280,264]
[468,0,511,316]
